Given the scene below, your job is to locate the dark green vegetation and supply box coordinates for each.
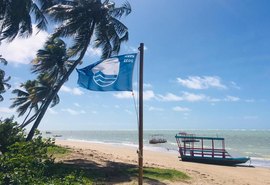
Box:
[0,118,92,184]
[0,119,190,184]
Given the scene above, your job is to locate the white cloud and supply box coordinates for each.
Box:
[86,47,102,57]
[181,92,207,102]
[61,108,86,115]
[177,76,227,90]
[133,82,153,89]
[48,108,58,115]
[225,95,240,102]
[158,92,206,102]
[123,44,148,53]
[158,93,183,102]
[74,103,81,107]
[0,107,15,114]
[148,106,164,111]
[113,90,155,101]
[144,90,155,100]
[230,81,241,90]
[60,85,84,95]
[172,106,191,112]
[113,91,133,99]
[125,109,133,114]
[0,27,49,65]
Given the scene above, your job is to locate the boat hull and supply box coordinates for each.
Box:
[181,156,250,166]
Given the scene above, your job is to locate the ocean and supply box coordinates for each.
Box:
[42,129,270,168]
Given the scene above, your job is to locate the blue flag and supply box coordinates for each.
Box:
[77,53,137,91]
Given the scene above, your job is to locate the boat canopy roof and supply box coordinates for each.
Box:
[175,134,224,141]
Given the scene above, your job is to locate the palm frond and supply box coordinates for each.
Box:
[51,94,60,107]
[109,1,131,18]
[0,56,8,65]
[31,3,48,30]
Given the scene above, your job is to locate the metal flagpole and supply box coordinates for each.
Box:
[138,43,144,185]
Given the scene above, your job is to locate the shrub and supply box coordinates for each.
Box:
[0,117,25,154]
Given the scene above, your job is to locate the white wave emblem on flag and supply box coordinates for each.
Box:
[92,58,120,87]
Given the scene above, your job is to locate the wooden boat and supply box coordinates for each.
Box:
[149,134,167,144]
[175,132,250,166]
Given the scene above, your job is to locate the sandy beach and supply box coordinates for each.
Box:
[55,140,270,185]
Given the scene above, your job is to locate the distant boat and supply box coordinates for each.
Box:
[45,131,52,134]
[175,132,250,166]
[52,134,62,137]
[149,134,167,144]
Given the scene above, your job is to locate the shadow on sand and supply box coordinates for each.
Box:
[54,158,168,184]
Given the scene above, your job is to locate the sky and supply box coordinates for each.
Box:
[1,0,270,130]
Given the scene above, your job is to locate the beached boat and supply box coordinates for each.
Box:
[175,132,250,166]
[149,134,167,144]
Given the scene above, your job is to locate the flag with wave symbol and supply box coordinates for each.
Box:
[76,53,137,91]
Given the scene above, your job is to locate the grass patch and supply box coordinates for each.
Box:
[127,167,190,182]
[47,145,70,158]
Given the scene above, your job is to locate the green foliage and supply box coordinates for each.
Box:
[0,117,25,153]
[0,120,92,184]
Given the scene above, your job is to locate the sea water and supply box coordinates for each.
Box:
[42,129,270,168]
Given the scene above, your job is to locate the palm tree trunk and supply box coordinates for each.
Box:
[26,23,95,141]
[21,107,33,126]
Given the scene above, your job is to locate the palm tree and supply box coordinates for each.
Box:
[26,0,131,140]
[0,0,56,42]
[10,80,39,124]
[11,75,60,128]
[31,37,69,83]
[0,55,11,101]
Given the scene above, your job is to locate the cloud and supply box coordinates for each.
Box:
[172,106,191,112]
[158,92,206,102]
[158,93,183,101]
[133,82,153,89]
[177,76,227,90]
[230,81,241,90]
[181,92,207,102]
[225,95,240,102]
[113,91,133,99]
[74,103,81,107]
[123,44,148,53]
[61,108,86,115]
[113,90,155,101]
[0,107,15,114]
[48,108,58,115]
[86,47,102,57]
[60,85,84,95]
[148,106,164,111]
[0,27,49,65]
[124,109,133,114]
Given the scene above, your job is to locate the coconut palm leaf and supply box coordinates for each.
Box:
[0,0,57,42]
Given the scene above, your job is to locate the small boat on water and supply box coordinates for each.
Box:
[149,134,167,144]
[175,132,250,166]
[52,134,62,137]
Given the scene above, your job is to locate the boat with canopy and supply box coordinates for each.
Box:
[175,132,250,166]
